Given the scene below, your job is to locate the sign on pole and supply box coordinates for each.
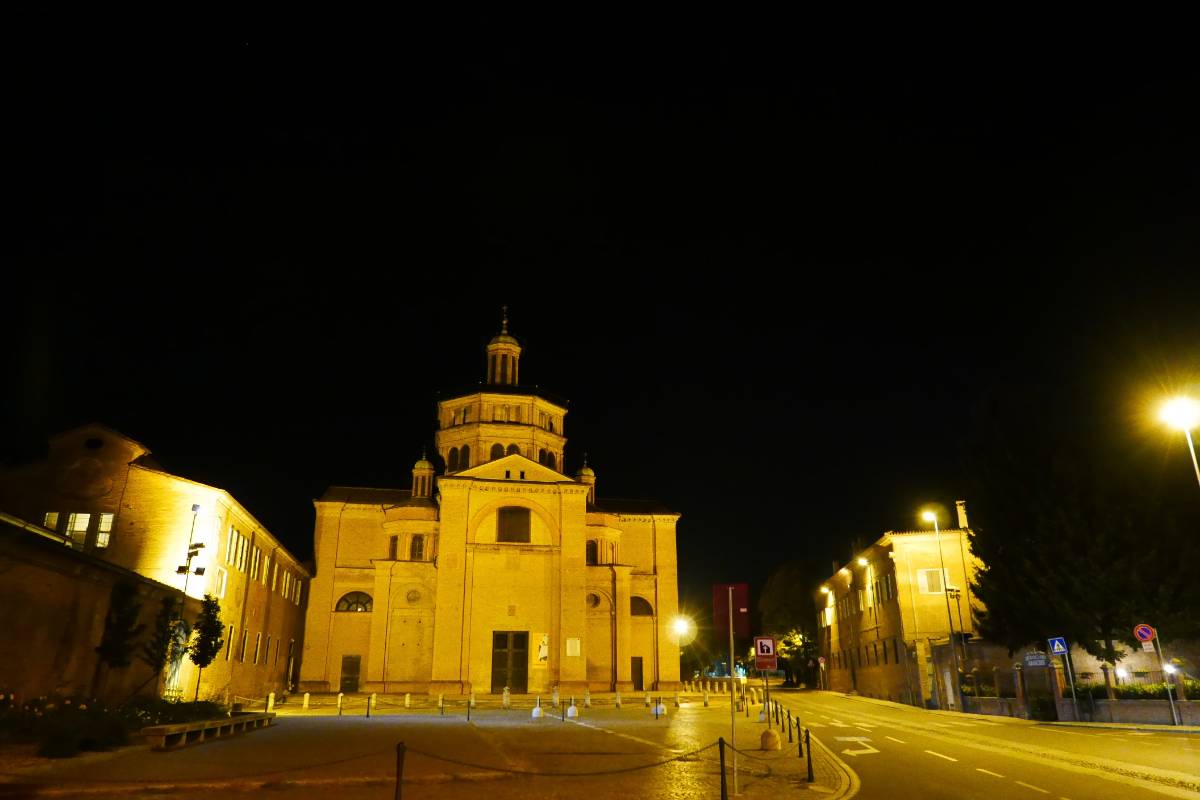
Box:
[1133,623,1156,643]
[1023,651,1049,668]
[1047,637,1068,656]
[754,636,777,671]
[713,584,751,639]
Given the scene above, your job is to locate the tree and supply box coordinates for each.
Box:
[759,562,819,686]
[133,596,190,700]
[188,595,225,702]
[965,390,1200,667]
[93,581,145,696]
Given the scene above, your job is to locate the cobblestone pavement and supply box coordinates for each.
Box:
[0,693,852,799]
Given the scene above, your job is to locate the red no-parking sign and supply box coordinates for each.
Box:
[1133,623,1156,643]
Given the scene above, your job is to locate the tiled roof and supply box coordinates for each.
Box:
[319,486,413,505]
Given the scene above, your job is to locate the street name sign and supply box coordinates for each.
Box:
[1023,652,1049,668]
[1133,623,1156,643]
[1048,636,1068,656]
[754,636,777,671]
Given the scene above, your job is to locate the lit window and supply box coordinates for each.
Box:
[335,591,372,612]
[388,535,398,560]
[94,512,114,548]
[240,629,248,662]
[214,567,228,598]
[410,535,425,561]
[918,569,946,595]
[585,540,599,565]
[253,633,261,664]
[631,596,654,616]
[497,507,531,543]
[226,625,235,660]
[43,512,59,531]
[66,513,90,548]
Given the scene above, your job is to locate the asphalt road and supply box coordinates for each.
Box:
[775,690,1200,800]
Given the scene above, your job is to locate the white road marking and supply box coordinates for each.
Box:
[834,736,879,756]
[885,736,907,744]
[1014,780,1051,794]
[854,725,874,732]
[975,768,1005,778]
[925,750,958,761]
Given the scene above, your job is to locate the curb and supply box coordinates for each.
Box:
[1039,721,1200,734]
[805,729,860,800]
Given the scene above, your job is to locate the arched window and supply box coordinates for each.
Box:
[585,540,599,565]
[335,592,373,612]
[538,448,547,465]
[513,407,522,422]
[490,443,504,460]
[549,418,555,433]
[497,507,531,543]
[447,448,459,472]
[462,406,470,423]
[460,445,470,469]
[547,452,556,471]
[506,443,520,456]
[630,596,654,616]
[410,535,425,561]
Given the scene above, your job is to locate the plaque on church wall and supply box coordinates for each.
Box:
[566,637,581,657]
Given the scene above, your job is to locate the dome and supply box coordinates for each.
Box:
[489,332,520,347]
[576,465,595,479]
[414,457,435,471]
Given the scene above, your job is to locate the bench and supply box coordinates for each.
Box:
[141,712,276,750]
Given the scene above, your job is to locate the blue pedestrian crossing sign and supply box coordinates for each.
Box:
[1048,637,1068,655]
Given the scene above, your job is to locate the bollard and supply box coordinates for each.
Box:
[805,729,813,782]
[719,737,728,800]
[561,702,566,722]
[567,698,579,718]
[674,691,680,708]
[787,710,793,743]
[395,741,406,800]
[467,698,471,721]
[337,692,344,716]
[644,692,651,707]
[584,689,591,708]
[615,691,622,709]
[503,687,511,709]
[367,692,376,718]
[552,687,560,708]
[469,693,477,709]
[532,695,543,718]
[267,692,276,712]
[798,720,804,757]
[404,692,411,709]
[438,694,444,716]
[761,728,782,751]
[704,689,710,707]
[303,692,310,710]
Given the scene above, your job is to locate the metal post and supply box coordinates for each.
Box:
[394,741,406,800]
[797,719,804,756]
[1184,428,1200,489]
[805,729,813,782]
[1062,646,1080,721]
[1155,638,1181,725]
[787,710,793,743]
[728,585,738,795]
[718,737,728,800]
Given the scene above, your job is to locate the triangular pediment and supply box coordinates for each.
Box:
[454,453,569,483]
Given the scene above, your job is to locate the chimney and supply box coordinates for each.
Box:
[956,500,970,529]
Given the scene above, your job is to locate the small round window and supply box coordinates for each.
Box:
[406,589,421,603]
[586,593,601,609]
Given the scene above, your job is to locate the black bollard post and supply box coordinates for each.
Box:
[787,710,793,743]
[718,737,728,800]
[467,700,471,722]
[395,741,406,800]
[366,697,371,718]
[805,729,813,783]
[561,703,565,722]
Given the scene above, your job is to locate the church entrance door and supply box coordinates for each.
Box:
[631,657,644,691]
[340,655,361,693]
[491,631,528,694]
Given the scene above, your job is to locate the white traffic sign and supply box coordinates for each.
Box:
[754,637,776,656]
[1048,637,1068,655]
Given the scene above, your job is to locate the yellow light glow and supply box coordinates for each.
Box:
[671,615,697,646]
[1160,396,1200,431]
[856,557,868,566]
[1115,667,1129,679]
[1164,663,1177,675]
[820,586,830,594]
[673,617,691,636]
[921,511,937,523]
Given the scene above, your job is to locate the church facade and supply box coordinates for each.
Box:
[299,319,682,695]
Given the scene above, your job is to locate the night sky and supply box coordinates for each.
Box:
[7,35,1199,625]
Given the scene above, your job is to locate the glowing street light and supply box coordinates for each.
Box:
[922,509,962,711]
[672,615,697,646]
[1159,396,1200,490]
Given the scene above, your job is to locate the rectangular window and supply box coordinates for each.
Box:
[388,535,398,560]
[262,554,270,585]
[894,639,901,663]
[272,562,278,590]
[497,508,531,543]
[226,625,235,660]
[214,567,228,598]
[43,511,59,530]
[918,569,946,594]
[410,535,425,561]
[250,546,261,579]
[274,636,280,664]
[240,629,248,662]
[253,633,262,664]
[66,513,91,548]
[96,513,114,548]
[226,527,236,564]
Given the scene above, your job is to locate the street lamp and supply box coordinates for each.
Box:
[923,509,962,710]
[1160,396,1200,489]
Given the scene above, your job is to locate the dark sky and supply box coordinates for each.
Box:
[7,34,1199,623]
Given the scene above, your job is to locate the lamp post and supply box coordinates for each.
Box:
[1159,397,1200,489]
[923,510,962,710]
[176,503,206,598]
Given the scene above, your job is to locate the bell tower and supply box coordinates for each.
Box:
[486,306,521,386]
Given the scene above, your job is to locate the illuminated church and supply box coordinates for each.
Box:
[299,314,681,695]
